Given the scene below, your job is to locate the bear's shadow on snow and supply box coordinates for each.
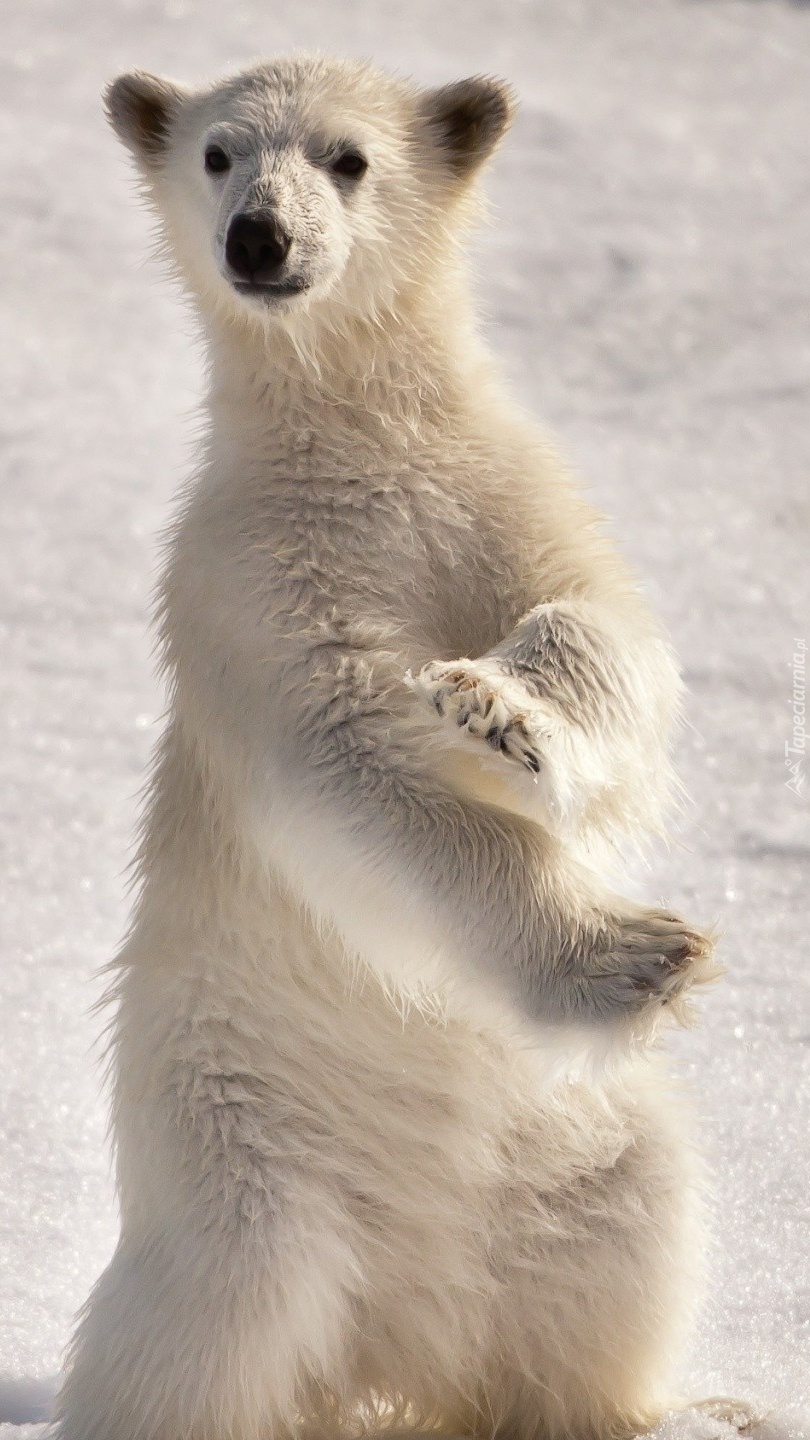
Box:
[0,1375,57,1425]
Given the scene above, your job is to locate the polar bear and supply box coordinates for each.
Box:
[55,55,727,1440]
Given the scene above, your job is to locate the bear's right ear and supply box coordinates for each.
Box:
[104,71,187,161]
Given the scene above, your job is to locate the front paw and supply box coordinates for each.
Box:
[409,657,610,831]
[410,658,552,774]
[581,906,722,1033]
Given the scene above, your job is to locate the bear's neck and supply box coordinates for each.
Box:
[202,284,501,456]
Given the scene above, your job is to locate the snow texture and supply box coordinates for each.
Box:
[0,1,807,1437]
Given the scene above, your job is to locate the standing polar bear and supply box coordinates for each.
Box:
[57,56,725,1440]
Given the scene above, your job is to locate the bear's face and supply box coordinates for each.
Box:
[105,57,513,330]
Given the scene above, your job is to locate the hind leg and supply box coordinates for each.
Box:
[479,1070,704,1440]
[54,1192,362,1440]
[53,1048,361,1440]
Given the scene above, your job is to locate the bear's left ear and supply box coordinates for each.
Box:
[419,77,515,179]
[104,70,188,162]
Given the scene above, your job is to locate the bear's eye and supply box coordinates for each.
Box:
[331,150,367,181]
[204,145,231,175]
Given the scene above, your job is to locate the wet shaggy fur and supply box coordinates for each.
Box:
[56,55,720,1440]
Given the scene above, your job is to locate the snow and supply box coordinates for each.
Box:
[0,1,807,1436]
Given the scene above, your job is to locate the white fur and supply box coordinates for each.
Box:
[56,55,725,1440]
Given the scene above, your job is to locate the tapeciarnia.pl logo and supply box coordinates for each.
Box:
[785,637,806,798]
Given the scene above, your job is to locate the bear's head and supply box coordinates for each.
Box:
[105,56,513,332]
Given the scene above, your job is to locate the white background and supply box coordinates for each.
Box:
[1,1,808,1435]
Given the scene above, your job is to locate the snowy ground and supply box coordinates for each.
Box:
[1,0,808,1436]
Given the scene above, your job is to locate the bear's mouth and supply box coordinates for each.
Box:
[232,279,310,302]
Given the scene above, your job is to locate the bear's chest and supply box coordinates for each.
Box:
[256,459,520,657]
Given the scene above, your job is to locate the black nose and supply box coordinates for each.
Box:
[225,213,292,283]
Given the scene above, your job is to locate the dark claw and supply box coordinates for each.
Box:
[524,752,541,773]
[486,725,503,749]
